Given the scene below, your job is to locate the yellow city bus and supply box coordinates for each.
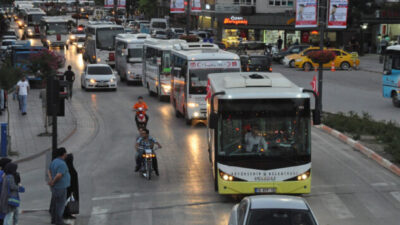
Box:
[207,72,320,194]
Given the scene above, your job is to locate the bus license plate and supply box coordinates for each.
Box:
[255,188,276,193]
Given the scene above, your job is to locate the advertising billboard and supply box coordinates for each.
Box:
[295,0,318,28]
[104,0,113,8]
[327,0,348,29]
[170,0,185,13]
[191,0,201,12]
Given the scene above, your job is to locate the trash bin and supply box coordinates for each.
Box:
[1,123,7,157]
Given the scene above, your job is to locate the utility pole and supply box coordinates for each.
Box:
[50,76,58,157]
[185,0,190,35]
[318,0,326,113]
[114,0,118,22]
[75,0,79,27]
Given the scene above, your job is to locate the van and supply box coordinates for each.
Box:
[150,18,168,31]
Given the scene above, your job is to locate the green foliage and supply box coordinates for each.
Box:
[28,49,65,79]
[323,112,400,163]
[138,0,157,18]
[0,62,24,92]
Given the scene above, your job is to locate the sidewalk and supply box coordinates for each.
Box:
[358,54,382,74]
[0,89,77,162]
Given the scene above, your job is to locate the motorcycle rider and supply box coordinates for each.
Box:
[133,96,149,129]
[135,129,162,176]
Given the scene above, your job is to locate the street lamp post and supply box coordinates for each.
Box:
[186,0,191,35]
[318,0,326,113]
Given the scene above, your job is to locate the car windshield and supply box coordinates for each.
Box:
[152,22,166,29]
[218,99,310,159]
[96,28,124,50]
[246,209,317,225]
[47,22,68,34]
[249,57,269,65]
[128,48,142,59]
[87,66,112,75]
[189,67,240,94]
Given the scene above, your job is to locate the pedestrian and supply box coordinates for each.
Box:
[0,158,12,224]
[0,89,4,116]
[16,76,29,115]
[277,36,283,50]
[48,148,70,225]
[63,65,75,99]
[63,154,79,220]
[0,163,23,225]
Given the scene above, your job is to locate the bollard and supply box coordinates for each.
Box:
[1,123,7,157]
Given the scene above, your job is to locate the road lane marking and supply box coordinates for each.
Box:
[88,206,109,225]
[321,193,354,219]
[391,192,400,203]
[92,194,132,201]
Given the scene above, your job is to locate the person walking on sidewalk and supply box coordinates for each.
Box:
[16,77,29,115]
[0,158,12,224]
[0,163,24,225]
[63,153,79,219]
[63,66,75,99]
[48,148,71,225]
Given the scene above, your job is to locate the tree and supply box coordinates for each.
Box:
[0,61,24,155]
[138,0,157,19]
[28,49,65,79]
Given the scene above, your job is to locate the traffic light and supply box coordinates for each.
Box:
[47,79,68,117]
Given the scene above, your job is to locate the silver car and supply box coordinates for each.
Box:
[228,195,319,225]
[81,64,117,91]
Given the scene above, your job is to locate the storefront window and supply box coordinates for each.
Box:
[269,0,293,6]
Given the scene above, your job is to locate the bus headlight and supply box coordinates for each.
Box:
[219,171,234,181]
[297,171,310,181]
[70,35,76,40]
[188,102,198,108]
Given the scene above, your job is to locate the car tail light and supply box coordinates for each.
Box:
[34,25,39,33]
[57,34,61,41]
[109,52,115,61]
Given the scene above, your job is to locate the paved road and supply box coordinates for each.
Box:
[272,63,399,124]
[15,43,400,225]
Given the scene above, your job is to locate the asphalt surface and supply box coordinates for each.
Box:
[13,32,400,225]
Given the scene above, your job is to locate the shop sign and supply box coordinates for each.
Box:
[224,16,248,25]
[295,0,318,28]
[327,0,348,29]
[170,0,185,13]
[191,0,201,12]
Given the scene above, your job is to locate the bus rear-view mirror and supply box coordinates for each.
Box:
[209,113,218,129]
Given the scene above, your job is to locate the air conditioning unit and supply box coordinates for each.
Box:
[240,6,255,15]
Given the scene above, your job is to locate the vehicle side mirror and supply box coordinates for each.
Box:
[208,112,218,129]
[312,109,321,125]
[383,70,392,75]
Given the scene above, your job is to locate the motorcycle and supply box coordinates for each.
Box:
[135,107,148,130]
[139,146,159,180]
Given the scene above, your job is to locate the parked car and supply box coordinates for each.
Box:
[240,55,272,72]
[294,48,360,70]
[81,64,117,91]
[228,195,319,225]
[274,45,310,63]
[282,47,322,68]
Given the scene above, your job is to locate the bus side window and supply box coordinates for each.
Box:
[181,63,187,79]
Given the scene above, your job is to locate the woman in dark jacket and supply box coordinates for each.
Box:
[63,153,79,219]
[0,163,20,225]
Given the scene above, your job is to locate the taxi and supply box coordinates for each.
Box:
[222,36,240,48]
[294,48,360,70]
[282,46,321,68]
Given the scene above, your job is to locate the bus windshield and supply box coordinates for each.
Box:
[152,22,166,29]
[218,99,310,160]
[128,48,143,60]
[385,54,400,70]
[47,23,68,34]
[96,28,124,50]
[28,14,43,24]
[189,68,240,94]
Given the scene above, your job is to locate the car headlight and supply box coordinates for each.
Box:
[110,77,116,82]
[161,84,171,91]
[193,111,200,117]
[77,44,83,48]
[70,35,76,40]
[27,28,32,32]
[47,40,51,45]
[297,171,310,181]
[88,79,96,84]
[188,102,198,108]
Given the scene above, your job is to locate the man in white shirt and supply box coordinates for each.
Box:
[16,76,30,115]
[244,127,268,153]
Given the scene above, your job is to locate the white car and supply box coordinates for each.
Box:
[1,39,15,51]
[228,195,319,225]
[81,64,117,91]
[1,35,17,40]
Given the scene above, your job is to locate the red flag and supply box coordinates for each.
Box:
[310,76,319,96]
[205,79,211,101]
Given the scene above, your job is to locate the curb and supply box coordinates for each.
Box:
[13,100,78,164]
[316,124,400,177]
